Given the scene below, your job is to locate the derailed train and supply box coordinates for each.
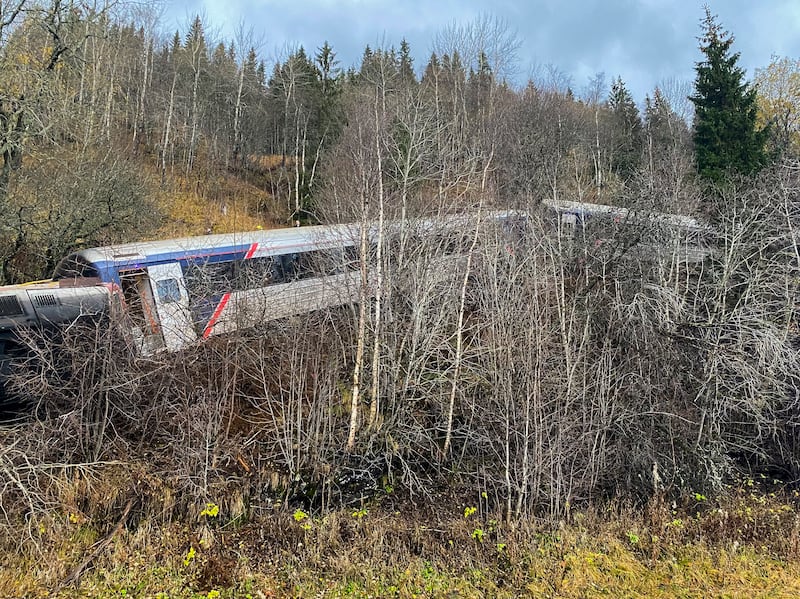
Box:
[0,212,521,381]
[0,202,709,387]
[0,222,364,369]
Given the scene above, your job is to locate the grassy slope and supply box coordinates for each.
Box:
[2,478,799,598]
[132,154,293,242]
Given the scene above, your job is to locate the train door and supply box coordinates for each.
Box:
[119,269,165,354]
[146,263,197,352]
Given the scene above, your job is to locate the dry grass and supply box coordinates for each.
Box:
[93,156,289,240]
[247,154,295,173]
[155,169,279,238]
[2,467,799,598]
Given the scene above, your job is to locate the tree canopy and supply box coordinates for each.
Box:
[689,8,769,182]
[754,56,800,157]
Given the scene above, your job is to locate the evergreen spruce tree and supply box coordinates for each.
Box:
[607,76,643,179]
[398,39,416,88]
[689,8,768,182]
[315,41,339,95]
[467,51,494,118]
[421,52,441,87]
[644,87,690,155]
[314,42,344,144]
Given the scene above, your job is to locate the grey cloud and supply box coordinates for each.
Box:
[162,0,800,103]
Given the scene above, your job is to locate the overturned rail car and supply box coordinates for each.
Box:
[0,223,367,363]
[0,212,523,396]
[0,202,706,400]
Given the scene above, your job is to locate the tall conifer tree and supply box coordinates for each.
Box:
[398,39,416,88]
[607,76,643,179]
[689,8,768,182]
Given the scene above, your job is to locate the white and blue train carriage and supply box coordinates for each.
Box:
[0,200,703,371]
[0,222,366,364]
[55,223,365,354]
[541,198,712,263]
[0,210,518,368]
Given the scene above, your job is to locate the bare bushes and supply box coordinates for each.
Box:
[0,153,159,284]
[0,301,369,541]
[2,167,800,540]
[689,167,800,480]
[444,172,800,516]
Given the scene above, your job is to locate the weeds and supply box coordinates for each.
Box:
[1,467,799,598]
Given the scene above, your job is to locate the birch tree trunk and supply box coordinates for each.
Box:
[346,185,370,452]
[161,72,178,186]
[368,83,386,428]
[442,153,493,456]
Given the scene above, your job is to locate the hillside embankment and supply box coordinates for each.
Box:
[1,467,798,598]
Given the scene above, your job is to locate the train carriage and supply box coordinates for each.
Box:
[0,211,511,377]
[0,203,703,402]
[53,223,363,354]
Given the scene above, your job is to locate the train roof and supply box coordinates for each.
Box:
[50,222,362,282]
[79,211,522,263]
[543,198,711,231]
[53,211,517,281]
[76,222,360,264]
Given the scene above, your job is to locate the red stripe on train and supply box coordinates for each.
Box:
[203,293,231,339]
[202,243,257,339]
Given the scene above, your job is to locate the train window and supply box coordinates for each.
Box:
[183,260,236,298]
[236,256,283,289]
[323,247,359,274]
[291,249,347,279]
[53,254,101,280]
[297,252,317,278]
[343,245,360,269]
[156,278,181,304]
[182,246,362,299]
[295,250,324,278]
[280,253,300,281]
[208,262,236,289]
[183,262,209,298]
[324,249,344,274]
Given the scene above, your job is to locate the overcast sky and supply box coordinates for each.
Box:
[161,0,800,107]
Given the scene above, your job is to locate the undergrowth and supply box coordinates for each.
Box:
[1,466,798,598]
